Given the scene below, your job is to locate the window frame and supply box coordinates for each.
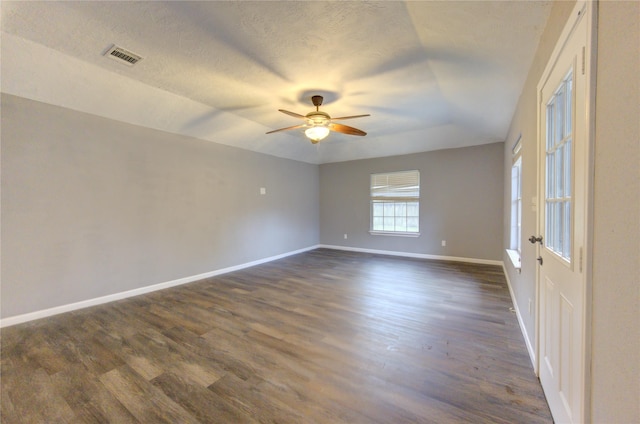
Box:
[511,155,523,254]
[369,170,420,237]
[507,136,523,270]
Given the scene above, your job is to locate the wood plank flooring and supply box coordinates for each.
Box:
[1,248,552,423]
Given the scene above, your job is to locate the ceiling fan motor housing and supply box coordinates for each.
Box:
[305,110,330,126]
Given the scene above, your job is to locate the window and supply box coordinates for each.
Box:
[545,71,573,261]
[510,156,523,254]
[507,136,523,270]
[370,170,419,235]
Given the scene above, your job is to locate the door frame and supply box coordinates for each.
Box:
[534,1,597,421]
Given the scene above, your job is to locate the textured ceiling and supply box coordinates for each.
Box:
[1,1,552,164]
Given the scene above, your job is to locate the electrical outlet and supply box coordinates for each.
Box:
[260,187,266,195]
[441,240,446,247]
[344,234,348,239]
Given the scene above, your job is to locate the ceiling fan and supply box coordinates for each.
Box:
[266,95,370,144]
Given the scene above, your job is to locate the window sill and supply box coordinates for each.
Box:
[506,249,522,273]
[369,231,420,238]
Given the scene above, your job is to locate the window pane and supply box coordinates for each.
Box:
[383,202,394,216]
[407,217,419,232]
[394,202,406,217]
[565,139,572,197]
[383,217,394,231]
[550,202,556,251]
[511,164,519,199]
[553,202,562,252]
[547,153,555,198]
[547,104,555,150]
[558,201,564,252]
[546,202,553,246]
[407,202,419,216]
[373,217,384,231]
[556,146,564,198]
[516,206,522,252]
[555,90,564,144]
[563,201,571,259]
[565,76,573,137]
[395,217,407,232]
[373,202,384,217]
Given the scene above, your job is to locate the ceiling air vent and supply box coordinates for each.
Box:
[104,45,142,66]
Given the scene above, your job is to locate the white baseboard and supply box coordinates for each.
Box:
[0,245,320,328]
[502,263,537,369]
[0,245,506,328]
[318,244,503,266]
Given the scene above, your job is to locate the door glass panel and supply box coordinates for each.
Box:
[555,202,562,250]
[555,89,564,143]
[565,139,572,197]
[547,105,555,150]
[556,145,564,198]
[546,202,552,246]
[545,70,573,261]
[547,154,554,198]
[565,79,573,137]
[560,202,566,250]
[563,202,571,258]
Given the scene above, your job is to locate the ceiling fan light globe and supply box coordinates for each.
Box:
[305,126,330,142]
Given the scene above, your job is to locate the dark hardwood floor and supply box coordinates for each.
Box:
[1,248,552,423]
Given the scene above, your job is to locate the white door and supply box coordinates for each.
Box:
[536,2,593,423]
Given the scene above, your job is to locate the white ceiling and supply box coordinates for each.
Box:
[1,1,552,164]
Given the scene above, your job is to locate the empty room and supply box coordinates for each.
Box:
[1,1,637,423]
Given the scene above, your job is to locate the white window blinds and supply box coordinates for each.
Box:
[370,170,420,201]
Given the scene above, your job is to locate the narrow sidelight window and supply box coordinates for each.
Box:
[511,156,523,254]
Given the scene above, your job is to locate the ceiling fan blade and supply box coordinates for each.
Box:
[266,124,306,134]
[278,109,306,119]
[330,114,371,121]
[330,123,367,136]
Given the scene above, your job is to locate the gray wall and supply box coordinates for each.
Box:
[591,1,639,421]
[320,143,504,261]
[1,94,319,318]
[503,1,639,422]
